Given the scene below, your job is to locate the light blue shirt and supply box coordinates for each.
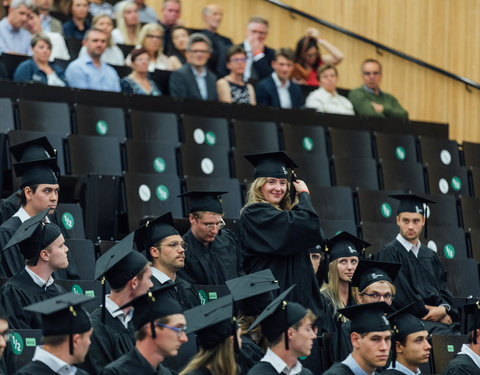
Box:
[32,346,79,375]
[342,353,376,375]
[40,14,52,32]
[0,17,32,55]
[65,53,121,92]
[191,66,208,100]
[387,361,421,375]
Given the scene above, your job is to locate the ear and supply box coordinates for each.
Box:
[287,326,295,341]
[188,213,195,225]
[396,215,400,226]
[150,246,159,259]
[39,248,49,262]
[396,340,403,353]
[24,186,33,201]
[421,216,426,226]
[129,275,138,290]
[351,332,361,349]
[72,333,81,347]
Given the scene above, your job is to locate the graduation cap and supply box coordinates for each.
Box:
[13,158,59,189]
[184,295,235,349]
[463,300,480,344]
[390,194,436,237]
[10,137,56,163]
[338,302,393,334]
[24,292,93,355]
[351,259,401,292]
[248,285,307,350]
[244,151,298,180]
[226,269,280,316]
[4,208,62,266]
[134,212,179,260]
[178,191,227,214]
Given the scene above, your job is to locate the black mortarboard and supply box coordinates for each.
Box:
[248,285,306,350]
[339,302,393,333]
[184,295,235,349]
[390,194,435,237]
[24,293,93,354]
[10,137,56,163]
[244,151,298,180]
[351,260,401,292]
[326,231,370,264]
[463,300,480,344]
[226,270,280,316]
[178,191,227,214]
[13,158,59,189]
[134,212,179,260]
[4,208,62,265]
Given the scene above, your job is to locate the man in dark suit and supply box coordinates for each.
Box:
[169,32,218,100]
[255,47,304,109]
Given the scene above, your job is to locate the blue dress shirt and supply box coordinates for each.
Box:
[0,18,32,55]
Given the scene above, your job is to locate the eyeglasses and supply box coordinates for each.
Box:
[361,292,394,302]
[0,330,12,341]
[198,218,225,230]
[155,322,187,337]
[189,49,209,54]
[161,241,188,250]
[146,34,162,40]
[362,71,381,76]
[230,57,247,63]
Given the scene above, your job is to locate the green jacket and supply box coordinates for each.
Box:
[348,86,408,119]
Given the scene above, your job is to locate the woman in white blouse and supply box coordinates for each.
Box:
[112,1,141,46]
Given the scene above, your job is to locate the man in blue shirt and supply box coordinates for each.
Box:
[65,28,120,91]
[0,0,33,55]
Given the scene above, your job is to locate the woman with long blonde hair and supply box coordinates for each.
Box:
[112,1,141,46]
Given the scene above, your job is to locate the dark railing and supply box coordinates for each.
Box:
[264,0,480,91]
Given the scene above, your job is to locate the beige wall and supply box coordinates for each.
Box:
[148,0,480,143]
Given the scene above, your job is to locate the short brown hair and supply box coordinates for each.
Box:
[42,334,68,346]
[248,16,268,28]
[17,184,39,206]
[135,316,170,341]
[226,44,246,62]
[274,47,294,62]
[317,64,338,80]
[31,33,52,49]
[361,58,382,73]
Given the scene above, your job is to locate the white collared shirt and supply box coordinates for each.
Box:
[261,347,303,375]
[271,72,292,109]
[458,344,480,369]
[151,267,172,284]
[13,206,51,223]
[25,266,54,288]
[387,361,421,375]
[190,65,208,100]
[105,295,133,329]
[32,346,79,375]
[305,87,355,115]
[396,233,421,258]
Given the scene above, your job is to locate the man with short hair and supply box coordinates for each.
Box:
[32,0,62,34]
[65,28,121,91]
[158,0,181,54]
[255,47,304,109]
[169,33,218,100]
[0,0,33,55]
[348,59,408,118]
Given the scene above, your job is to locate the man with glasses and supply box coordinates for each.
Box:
[169,33,218,100]
[178,191,244,285]
[348,58,408,118]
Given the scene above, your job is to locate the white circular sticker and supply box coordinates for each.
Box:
[193,128,205,144]
[427,240,437,252]
[424,204,431,219]
[138,184,151,202]
[200,158,214,175]
[438,178,449,194]
[440,150,451,165]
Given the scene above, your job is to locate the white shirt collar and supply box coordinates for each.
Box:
[243,39,252,53]
[261,347,303,375]
[13,206,51,223]
[32,346,78,375]
[151,267,172,284]
[458,344,480,369]
[396,233,421,257]
[25,266,54,288]
[105,295,133,328]
[387,361,421,375]
[271,72,290,89]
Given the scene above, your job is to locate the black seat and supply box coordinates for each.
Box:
[232,149,255,183]
[54,279,103,312]
[333,157,380,190]
[65,239,95,280]
[460,196,480,230]
[0,98,15,133]
[425,164,470,197]
[426,193,460,228]
[130,109,179,142]
[124,139,178,176]
[319,219,357,238]
[430,334,468,374]
[0,53,29,78]
[117,43,135,58]
[374,132,418,162]
[123,172,183,230]
[17,99,71,135]
[75,104,127,142]
[67,134,122,176]
[470,166,480,197]
[440,258,480,298]
[179,144,230,179]
[329,128,373,158]
[310,186,355,223]
[419,135,461,167]
[357,188,403,224]
[468,228,480,263]
[2,329,42,374]
[380,159,426,193]
[232,119,280,153]
[288,152,331,187]
[421,226,468,259]
[54,203,85,239]
[65,37,82,60]
[462,141,480,168]
[281,123,328,156]
[360,221,400,257]
[181,115,230,148]
[109,64,132,78]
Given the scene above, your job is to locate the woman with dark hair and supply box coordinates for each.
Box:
[120,47,161,95]
[62,0,90,40]
[168,25,189,70]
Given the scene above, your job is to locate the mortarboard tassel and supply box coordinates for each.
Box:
[69,305,77,355]
[101,276,106,324]
[289,170,298,204]
[283,301,289,350]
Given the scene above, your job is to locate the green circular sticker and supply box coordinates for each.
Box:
[96,120,108,135]
[299,356,307,360]
[10,332,24,355]
[450,177,461,191]
[205,131,216,146]
[198,290,207,305]
[72,284,84,294]
[443,244,455,259]
[61,212,75,230]
[380,202,392,218]
[395,146,406,161]
[156,185,169,201]
[302,137,314,151]
[153,157,166,173]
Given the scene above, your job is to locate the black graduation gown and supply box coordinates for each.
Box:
[322,362,355,375]
[247,361,313,375]
[14,360,90,375]
[381,370,407,374]
[330,320,353,363]
[183,367,211,375]
[0,268,65,329]
[80,307,136,375]
[238,335,264,375]
[151,274,201,310]
[442,354,480,374]
[0,192,20,225]
[99,348,174,375]
[179,228,244,285]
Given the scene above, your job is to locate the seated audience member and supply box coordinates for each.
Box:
[305,65,354,115]
[15,293,93,375]
[200,4,232,78]
[32,0,63,34]
[88,0,113,18]
[158,0,182,55]
[26,7,70,60]
[14,33,66,85]
[0,0,33,55]
[112,1,140,46]
[242,16,274,83]
[217,45,256,105]
[349,58,408,118]
[120,47,161,95]
[323,302,393,375]
[62,0,90,40]
[113,0,156,24]
[169,33,217,100]
[79,13,124,65]
[255,48,304,109]
[293,27,343,86]
[65,28,121,91]
[168,25,188,69]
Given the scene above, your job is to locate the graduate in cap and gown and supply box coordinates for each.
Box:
[178,191,244,285]
[14,293,94,375]
[81,232,152,375]
[100,284,188,375]
[0,209,67,329]
[375,194,457,334]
